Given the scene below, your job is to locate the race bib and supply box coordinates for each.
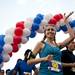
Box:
[48,60,62,72]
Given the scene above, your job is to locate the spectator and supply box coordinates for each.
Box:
[12,49,39,75]
[61,41,75,75]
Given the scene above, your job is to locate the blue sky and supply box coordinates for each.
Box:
[0,0,75,71]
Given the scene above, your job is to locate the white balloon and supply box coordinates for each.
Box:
[18,44,21,48]
[21,37,29,44]
[3,44,12,53]
[45,13,53,22]
[56,22,60,28]
[3,54,10,62]
[23,28,31,37]
[26,18,33,23]
[55,22,61,31]
[37,23,46,33]
[24,18,33,29]
[4,35,13,44]
[41,19,48,26]
[5,27,14,36]
[59,19,65,26]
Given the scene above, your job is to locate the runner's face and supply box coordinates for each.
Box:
[45,25,56,39]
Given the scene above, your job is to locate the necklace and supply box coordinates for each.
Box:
[46,40,57,47]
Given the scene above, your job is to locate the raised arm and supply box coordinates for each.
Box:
[58,25,74,49]
[58,12,75,49]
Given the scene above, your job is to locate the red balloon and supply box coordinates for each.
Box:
[58,14,63,19]
[14,27,23,36]
[48,18,57,25]
[53,14,63,21]
[13,36,21,44]
[16,21,25,29]
[12,44,19,52]
[53,15,61,21]
[9,52,12,57]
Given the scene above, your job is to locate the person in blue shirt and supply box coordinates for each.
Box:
[12,49,39,75]
[27,12,75,75]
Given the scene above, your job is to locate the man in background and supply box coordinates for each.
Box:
[61,41,75,75]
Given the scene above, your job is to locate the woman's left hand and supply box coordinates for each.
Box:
[44,55,53,62]
[63,11,74,24]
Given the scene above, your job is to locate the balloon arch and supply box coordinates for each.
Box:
[0,12,75,68]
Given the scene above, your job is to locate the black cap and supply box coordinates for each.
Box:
[24,49,35,60]
[24,49,31,55]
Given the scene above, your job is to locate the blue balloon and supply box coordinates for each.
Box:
[31,23,39,31]
[29,31,36,38]
[33,16,42,24]
[0,35,5,38]
[69,20,75,28]
[36,14,44,20]
[60,25,67,32]
[0,46,3,54]
[0,55,3,64]
[0,35,5,46]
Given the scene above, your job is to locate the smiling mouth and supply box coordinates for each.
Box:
[47,32,55,35]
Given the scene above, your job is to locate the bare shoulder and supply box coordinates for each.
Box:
[33,41,45,54]
[36,41,45,48]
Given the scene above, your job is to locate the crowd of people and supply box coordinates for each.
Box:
[0,42,75,75]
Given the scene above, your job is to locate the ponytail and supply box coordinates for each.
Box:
[53,36,58,47]
[41,35,46,43]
